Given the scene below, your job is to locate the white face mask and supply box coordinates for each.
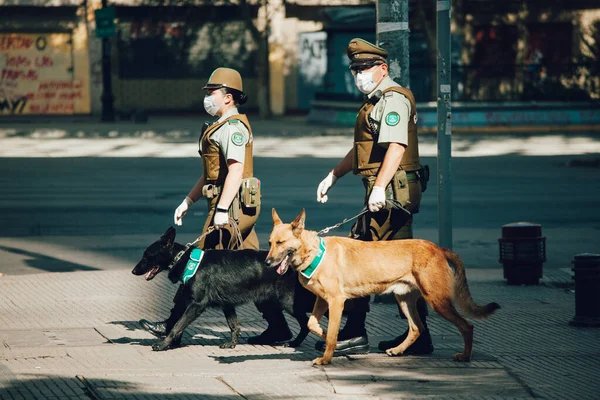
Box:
[354,71,378,94]
[203,95,221,116]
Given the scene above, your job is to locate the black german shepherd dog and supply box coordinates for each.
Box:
[131,227,314,351]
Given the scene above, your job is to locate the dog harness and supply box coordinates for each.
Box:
[181,248,205,284]
[300,237,326,280]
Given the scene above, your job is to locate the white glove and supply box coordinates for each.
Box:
[174,197,193,226]
[317,172,338,203]
[213,209,229,229]
[368,186,387,212]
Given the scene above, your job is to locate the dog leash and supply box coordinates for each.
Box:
[317,207,369,235]
[316,200,411,236]
[170,217,244,270]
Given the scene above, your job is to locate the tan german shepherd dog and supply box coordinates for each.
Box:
[266,208,500,365]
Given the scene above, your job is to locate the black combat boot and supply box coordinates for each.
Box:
[140,290,189,339]
[247,301,293,345]
[315,310,370,354]
[138,319,167,338]
[378,298,434,354]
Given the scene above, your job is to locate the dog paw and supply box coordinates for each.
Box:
[152,341,170,351]
[152,338,180,351]
[312,357,330,366]
[385,348,402,357]
[453,352,471,362]
[219,341,237,349]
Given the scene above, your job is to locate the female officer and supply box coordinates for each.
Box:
[139,68,293,346]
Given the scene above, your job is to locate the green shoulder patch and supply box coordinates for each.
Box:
[231,131,245,146]
[228,119,239,124]
[385,111,400,126]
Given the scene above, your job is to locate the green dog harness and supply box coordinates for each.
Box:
[300,237,326,279]
[181,248,205,284]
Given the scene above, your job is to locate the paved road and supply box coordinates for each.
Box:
[0,153,599,276]
[0,117,599,276]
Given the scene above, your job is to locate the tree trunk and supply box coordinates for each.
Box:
[239,0,271,118]
[414,0,437,100]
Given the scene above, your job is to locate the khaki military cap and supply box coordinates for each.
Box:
[203,67,243,92]
[347,38,388,65]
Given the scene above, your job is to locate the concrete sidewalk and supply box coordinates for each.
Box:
[2,115,600,159]
[0,265,598,399]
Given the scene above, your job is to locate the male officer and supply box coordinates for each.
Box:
[315,38,433,355]
[139,68,292,346]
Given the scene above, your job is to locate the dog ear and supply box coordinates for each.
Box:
[272,208,282,225]
[162,226,176,246]
[291,208,305,236]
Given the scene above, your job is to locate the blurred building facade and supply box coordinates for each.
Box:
[0,0,599,117]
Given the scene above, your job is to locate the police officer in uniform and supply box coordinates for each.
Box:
[315,39,433,355]
[139,67,293,346]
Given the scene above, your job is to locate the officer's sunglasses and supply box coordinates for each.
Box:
[349,62,383,76]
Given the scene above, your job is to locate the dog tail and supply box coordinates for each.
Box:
[443,248,500,319]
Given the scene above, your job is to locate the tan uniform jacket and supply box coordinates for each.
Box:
[197,114,260,250]
[352,86,421,176]
[350,85,422,243]
[200,114,254,184]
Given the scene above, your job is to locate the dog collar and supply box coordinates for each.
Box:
[181,248,205,284]
[300,237,326,280]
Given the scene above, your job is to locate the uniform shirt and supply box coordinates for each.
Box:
[210,108,250,164]
[368,75,412,148]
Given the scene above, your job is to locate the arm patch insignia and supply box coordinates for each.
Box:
[231,132,245,146]
[385,111,400,126]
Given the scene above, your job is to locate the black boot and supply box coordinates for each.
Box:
[139,319,167,338]
[140,286,189,339]
[248,301,293,345]
[378,298,434,354]
[315,310,370,355]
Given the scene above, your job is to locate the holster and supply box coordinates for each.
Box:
[415,165,430,193]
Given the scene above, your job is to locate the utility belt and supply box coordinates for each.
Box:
[202,177,261,222]
[361,167,428,209]
[362,170,411,208]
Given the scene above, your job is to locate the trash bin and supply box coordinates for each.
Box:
[569,253,600,327]
[498,222,546,285]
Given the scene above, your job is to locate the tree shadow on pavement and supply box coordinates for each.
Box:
[0,375,251,399]
[0,245,100,273]
[210,351,316,364]
[107,320,248,349]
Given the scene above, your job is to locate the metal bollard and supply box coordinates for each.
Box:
[498,222,546,285]
[569,253,600,327]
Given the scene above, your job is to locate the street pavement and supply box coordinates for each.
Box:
[0,115,600,399]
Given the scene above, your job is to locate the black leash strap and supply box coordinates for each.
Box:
[316,200,411,236]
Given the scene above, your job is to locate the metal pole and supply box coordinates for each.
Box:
[376,0,409,86]
[101,0,115,122]
[437,0,452,248]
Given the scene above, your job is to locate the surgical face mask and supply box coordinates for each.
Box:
[203,95,221,116]
[354,71,378,94]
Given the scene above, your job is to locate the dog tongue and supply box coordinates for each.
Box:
[276,255,289,275]
[145,267,159,281]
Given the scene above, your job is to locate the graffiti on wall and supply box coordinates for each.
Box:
[297,31,327,110]
[0,33,85,115]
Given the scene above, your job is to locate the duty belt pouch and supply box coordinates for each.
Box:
[362,175,395,203]
[391,170,411,208]
[202,184,219,199]
[240,177,261,209]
